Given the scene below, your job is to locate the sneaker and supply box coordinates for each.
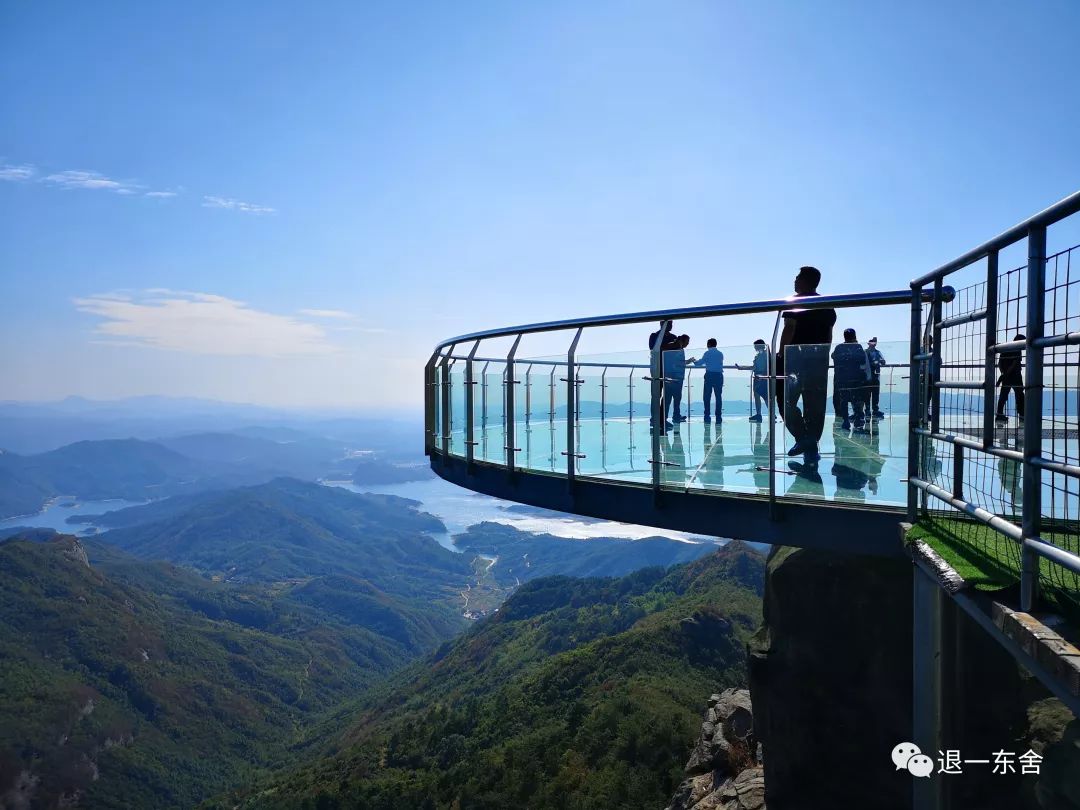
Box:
[703,417,711,424]
[803,443,821,462]
[873,410,886,419]
[748,414,763,423]
[841,419,851,431]
[716,417,723,423]
[995,414,1007,425]
[674,416,687,423]
[787,440,806,456]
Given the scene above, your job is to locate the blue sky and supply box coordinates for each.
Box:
[2,0,1079,410]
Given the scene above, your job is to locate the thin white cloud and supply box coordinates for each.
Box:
[299,308,354,319]
[202,195,275,215]
[44,170,142,194]
[75,291,339,357]
[0,163,35,181]
[2,160,265,211]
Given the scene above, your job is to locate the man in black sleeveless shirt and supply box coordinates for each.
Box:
[776,266,836,461]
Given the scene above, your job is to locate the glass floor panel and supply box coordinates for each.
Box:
[451,414,912,508]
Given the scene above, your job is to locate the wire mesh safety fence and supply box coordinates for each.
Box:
[909,193,1080,616]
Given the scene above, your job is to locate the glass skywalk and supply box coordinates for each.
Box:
[436,340,914,510]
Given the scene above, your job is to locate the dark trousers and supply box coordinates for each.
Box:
[997,380,1025,418]
[702,372,723,419]
[776,347,829,447]
[834,385,865,424]
[664,378,684,420]
[868,377,882,412]
[753,378,768,416]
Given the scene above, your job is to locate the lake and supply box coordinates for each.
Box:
[323,477,717,552]
[0,496,147,535]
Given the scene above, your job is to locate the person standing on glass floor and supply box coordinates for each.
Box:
[865,336,887,419]
[689,338,725,423]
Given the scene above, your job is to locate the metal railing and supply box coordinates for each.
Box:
[908,190,1080,612]
[425,288,944,512]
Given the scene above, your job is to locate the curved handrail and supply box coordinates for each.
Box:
[433,287,954,351]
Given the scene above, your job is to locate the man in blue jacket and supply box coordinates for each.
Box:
[832,328,869,431]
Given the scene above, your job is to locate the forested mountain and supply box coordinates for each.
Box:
[97,479,468,591]
[0,428,429,521]
[0,439,204,519]
[213,542,765,810]
[0,535,432,808]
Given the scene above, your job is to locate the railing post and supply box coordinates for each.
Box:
[565,327,584,487]
[1021,225,1047,612]
[464,340,480,468]
[424,350,439,456]
[440,344,456,457]
[952,443,964,501]
[930,277,944,435]
[505,335,522,472]
[768,312,782,519]
[548,367,556,423]
[600,367,607,421]
[983,251,999,448]
[908,288,923,523]
[686,368,693,422]
[627,369,634,421]
[525,364,533,426]
[480,361,490,428]
[650,320,670,498]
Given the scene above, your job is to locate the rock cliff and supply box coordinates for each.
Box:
[666,688,765,810]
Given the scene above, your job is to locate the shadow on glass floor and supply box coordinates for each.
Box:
[457,413,910,507]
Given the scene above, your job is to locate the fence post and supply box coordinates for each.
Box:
[565,327,583,487]
[465,340,480,468]
[1021,225,1047,612]
[930,278,944,435]
[650,321,670,498]
[983,251,999,448]
[424,350,439,456]
[952,443,964,501]
[505,335,522,471]
[908,288,923,523]
[768,312,782,520]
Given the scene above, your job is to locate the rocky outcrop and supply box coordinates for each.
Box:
[666,689,765,810]
[57,536,90,568]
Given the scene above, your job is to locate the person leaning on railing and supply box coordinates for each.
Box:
[688,338,725,423]
[735,339,770,422]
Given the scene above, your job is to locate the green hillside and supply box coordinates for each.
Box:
[0,535,430,809]
[213,541,764,810]
[0,439,208,519]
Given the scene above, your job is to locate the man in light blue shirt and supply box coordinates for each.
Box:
[690,338,724,423]
[663,334,691,423]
